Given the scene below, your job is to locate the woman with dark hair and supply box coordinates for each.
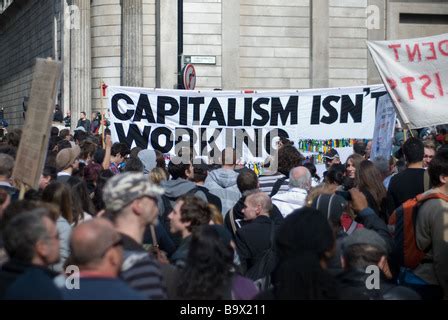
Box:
[67,176,95,225]
[258,207,339,300]
[345,154,364,179]
[176,225,258,300]
[355,160,390,222]
[92,169,115,212]
[307,164,346,205]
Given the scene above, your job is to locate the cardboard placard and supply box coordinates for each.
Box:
[12,58,62,189]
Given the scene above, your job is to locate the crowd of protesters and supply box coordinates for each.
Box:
[0,117,447,300]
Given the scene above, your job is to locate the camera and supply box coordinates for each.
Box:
[335,177,355,201]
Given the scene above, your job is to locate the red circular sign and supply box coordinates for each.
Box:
[182,63,196,90]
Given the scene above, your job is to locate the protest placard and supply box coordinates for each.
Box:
[108,85,387,162]
[12,58,62,189]
[368,33,448,129]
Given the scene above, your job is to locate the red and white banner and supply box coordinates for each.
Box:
[367,33,448,129]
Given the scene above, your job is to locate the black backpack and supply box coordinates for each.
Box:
[244,220,278,291]
[159,187,205,245]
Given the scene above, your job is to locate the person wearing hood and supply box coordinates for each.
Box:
[158,156,208,217]
[204,148,241,216]
[138,149,157,174]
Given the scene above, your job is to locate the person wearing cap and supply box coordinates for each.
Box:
[61,219,145,300]
[322,148,341,180]
[56,145,81,183]
[337,229,420,300]
[323,148,341,170]
[102,172,167,299]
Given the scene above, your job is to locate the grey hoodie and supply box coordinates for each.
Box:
[204,168,241,216]
[158,179,207,215]
[137,149,157,174]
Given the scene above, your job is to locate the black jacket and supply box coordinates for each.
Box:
[196,185,222,213]
[225,196,284,237]
[337,269,420,300]
[0,259,57,299]
[235,215,278,275]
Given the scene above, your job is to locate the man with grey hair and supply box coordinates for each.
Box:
[235,191,277,276]
[271,166,311,218]
[0,209,60,298]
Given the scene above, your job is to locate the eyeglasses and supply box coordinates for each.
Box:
[45,232,60,241]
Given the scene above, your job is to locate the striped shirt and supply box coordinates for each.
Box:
[258,173,289,195]
[119,233,167,300]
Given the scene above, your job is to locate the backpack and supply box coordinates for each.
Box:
[159,186,204,241]
[388,192,448,269]
[244,220,278,291]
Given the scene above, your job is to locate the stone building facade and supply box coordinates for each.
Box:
[1,0,447,128]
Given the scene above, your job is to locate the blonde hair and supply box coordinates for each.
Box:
[149,167,168,185]
[208,204,223,225]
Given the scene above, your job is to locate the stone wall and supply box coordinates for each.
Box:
[90,0,121,112]
[0,0,56,127]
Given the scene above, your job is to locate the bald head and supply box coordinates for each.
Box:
[289,166,311,190]
[70,219,122,271]
[246,191,272,215]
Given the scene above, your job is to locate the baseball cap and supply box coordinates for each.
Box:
[323,148,340,161]
[56,145,81,171]
[342,229,388,253]
[74,126,86,132]
[102,172,164,212]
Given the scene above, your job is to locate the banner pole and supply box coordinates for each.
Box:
[18,182,27,200]
[100,79,105,148]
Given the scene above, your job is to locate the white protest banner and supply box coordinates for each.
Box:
[370,94,396,161]
[367,33,448,129]
[107,85,386,162]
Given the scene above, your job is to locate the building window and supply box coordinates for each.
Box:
[400,13,448,25]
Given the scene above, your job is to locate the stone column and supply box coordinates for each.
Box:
[311,0,329,88]
[222,0,240,90]
[367,0,385,84]
[70,0,91,129]
[156,0,177,89]
[121,0,143,87]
